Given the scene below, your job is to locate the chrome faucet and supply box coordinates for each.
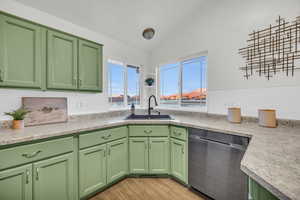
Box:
[148,95,158,115]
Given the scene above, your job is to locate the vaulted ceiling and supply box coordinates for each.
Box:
[15,0,206,52]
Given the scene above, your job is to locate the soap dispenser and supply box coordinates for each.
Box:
[131,103,135,115]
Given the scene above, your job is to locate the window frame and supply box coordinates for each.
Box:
[126,65,141,106]
[156,53,208,111]
[107,59,141,108]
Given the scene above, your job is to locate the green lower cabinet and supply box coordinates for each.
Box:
[170,138,187,183]
[107,138,128,183]
[249,178,279,200]
[129,137,149,174]
[33,153,74,200]
[0,164,32,200]
[79,144,107,198]
[149,137,169,174]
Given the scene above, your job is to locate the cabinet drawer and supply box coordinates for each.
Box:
[0,137,73,170]
[129,125,169,137]
[79,126,127,149]
[170,126,187,141]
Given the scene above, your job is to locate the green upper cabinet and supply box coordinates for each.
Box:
[149,137,169,174]
[79,144,107,198]
[78,39,102,92]
[33,153,74,200]
[0,14,42,89]
[170,138,187,183]
[107,138,128,184]
[0,164,32,200]
[47,30,78,90]
[0,13,103,92]
[129,137,149,174]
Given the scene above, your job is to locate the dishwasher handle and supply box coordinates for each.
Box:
[189,136,247,151]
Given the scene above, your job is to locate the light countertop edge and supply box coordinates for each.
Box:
[0,117,299,200]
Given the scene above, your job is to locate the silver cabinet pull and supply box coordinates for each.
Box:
[0,69,3,82]
[174,131,182,136]
[144,130,152,134]
[25,169,30,184]
[22,150,42,158]
[181,147,184,154]
[101,134,111,140]
[36,168,39,181]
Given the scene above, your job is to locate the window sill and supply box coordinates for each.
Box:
[157,105,208,113]
[109,105,143,111]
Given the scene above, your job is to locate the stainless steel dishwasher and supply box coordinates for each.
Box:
[188,128,249,200]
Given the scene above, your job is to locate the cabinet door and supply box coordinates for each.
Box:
[249,178,279,200]
[129,137,148,174]
[0,15,42,88]
[79,144,106,198]
[33,153,74,200]
[170,138,187,183]
[47,30,78,90]
[107,138,128,184]
[0,164,32,200]
[78,39,102,91]
[149,137,169,174]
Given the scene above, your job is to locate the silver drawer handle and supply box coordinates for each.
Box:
[22,150,42,158]
[102,134,111,140]
[144,130,152,134]
[174,131,182,136]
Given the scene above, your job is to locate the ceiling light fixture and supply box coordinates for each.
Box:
[142,28,155,40]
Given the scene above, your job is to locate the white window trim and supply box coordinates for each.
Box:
[156,52,208,112]
[108,59,142,109]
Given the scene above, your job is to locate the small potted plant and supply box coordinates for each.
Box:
[5,107,30,129]
[145,78,155,86]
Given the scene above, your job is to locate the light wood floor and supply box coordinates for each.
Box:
[89,178,204,200]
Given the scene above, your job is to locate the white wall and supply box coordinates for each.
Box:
[0,0,149,120]
[1,0,299,120]
[150,0,300,120]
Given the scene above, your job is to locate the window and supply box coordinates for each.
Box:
[108,60,140,107]
[160,63,180,106]
[158,56,207,108]
[127,65,140,105]
[108,61,125,107]
[181,57,207,107]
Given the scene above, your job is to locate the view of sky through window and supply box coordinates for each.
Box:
[160,56,207,107]
[108,61,140,106]
[108,62,125,106]
[127,65,140,105]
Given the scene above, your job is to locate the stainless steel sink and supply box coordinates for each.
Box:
[125,114,172,120]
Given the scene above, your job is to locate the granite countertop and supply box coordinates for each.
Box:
[0,113,299,200]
